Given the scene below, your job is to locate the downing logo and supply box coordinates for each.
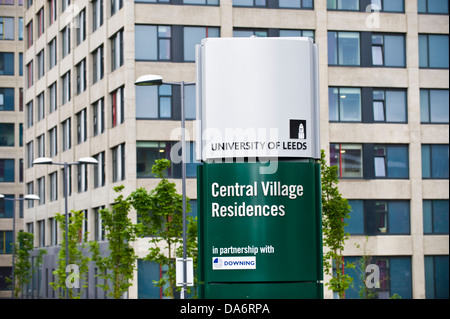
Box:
[212,256,256,270]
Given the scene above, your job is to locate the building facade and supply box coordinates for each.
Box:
[0,0,25,299]
[14,0,450,299]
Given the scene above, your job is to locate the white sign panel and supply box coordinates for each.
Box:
[196,37,320,161]
[176,258,194,287]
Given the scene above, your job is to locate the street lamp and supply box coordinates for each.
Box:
[32,157,98,298]
[0,193,40,298]
[135,74,194,299]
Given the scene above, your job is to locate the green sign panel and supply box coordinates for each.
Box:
[197,161,323,298]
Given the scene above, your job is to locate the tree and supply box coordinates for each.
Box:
[320,149,353,299]
[129,159,198,299]
[89,185,139,299]
[51,210,90,299]
[8,231,46,298]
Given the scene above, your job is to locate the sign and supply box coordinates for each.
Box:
[196,37,320,161]
[197,161,322,286]
[176,258,194,287]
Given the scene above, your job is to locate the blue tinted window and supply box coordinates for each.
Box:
[346,200,364,234]
[419,34,449,68]
[386,146,409,178]
[388,201,410,234]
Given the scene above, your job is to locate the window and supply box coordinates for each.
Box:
[61,25,70,58]
[279,29,315,41]
[61,118,71,151]
[92,45,104,83]
[92,0,103,32]
[371,34,405,67]
[330,143,408,179]
[27,182,34,208]
[329,87,361,122]
[418,0,449,14]
[36,134,45,158]
[183,26,219,62]
[419,34,449,69]
[94,206,105,241]
[48,82,57,113]
[61,165,72,197]
[49,0,57,25]
[327,0,359,10]
[19,53,23,76]
[346,200,410,235]
[112,143,125,182]
[373,145,409,178]
[422,144,449,179]
[111,0,123,16]
[111,29,124,71]
[328,31,360,66]
[135,25,171,61]
[48,126,57,157]
[234,28,268,37]
[26,141,33,168]
[0,123,14,147]
[425,256,449,299]
[344,256,412,299]
[37,92,45,121]
[92,98,104,136]
[137,141,172,178]
[0,88,14,111]
[77,164,87,193]
[76,9,86,45]
[0,17,14,40]
[423,200,449,234]
[26,20,32,48]
[61,0,70,12]
[37,7,44,37]
[233,0,313,8]
[76,108,87,144]
[93,151,105,188]
[370,0,404,12]
[49,217,57,246]
[26,60,33,87]
[0,52,14,75]
[49,171,57,202]
[0,231,13,254]
[372,89,407,123]
[0,195,13,218]
[111,86,124,127]
[420,89,449,123]
[48,37,56,70]
[37,176,45,205]
[136,84,172,119]
[0,159,14,182]
[136,141,199,178]
[327,0,404,12]
[76,59,86,94]
[26,101,33,128]
[330,143,363,178]
[18,17,23,40]
[62,71,71,104]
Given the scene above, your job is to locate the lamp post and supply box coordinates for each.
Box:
[0,193,40,298]
[135,74,194,299]
[32,157,98,298]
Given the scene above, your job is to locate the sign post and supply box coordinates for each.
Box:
[195,37,322,299]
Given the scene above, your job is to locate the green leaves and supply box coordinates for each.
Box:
[129,159,198,299]
[320,149,353,299]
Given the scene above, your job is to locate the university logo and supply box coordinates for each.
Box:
[289,119,306,139]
